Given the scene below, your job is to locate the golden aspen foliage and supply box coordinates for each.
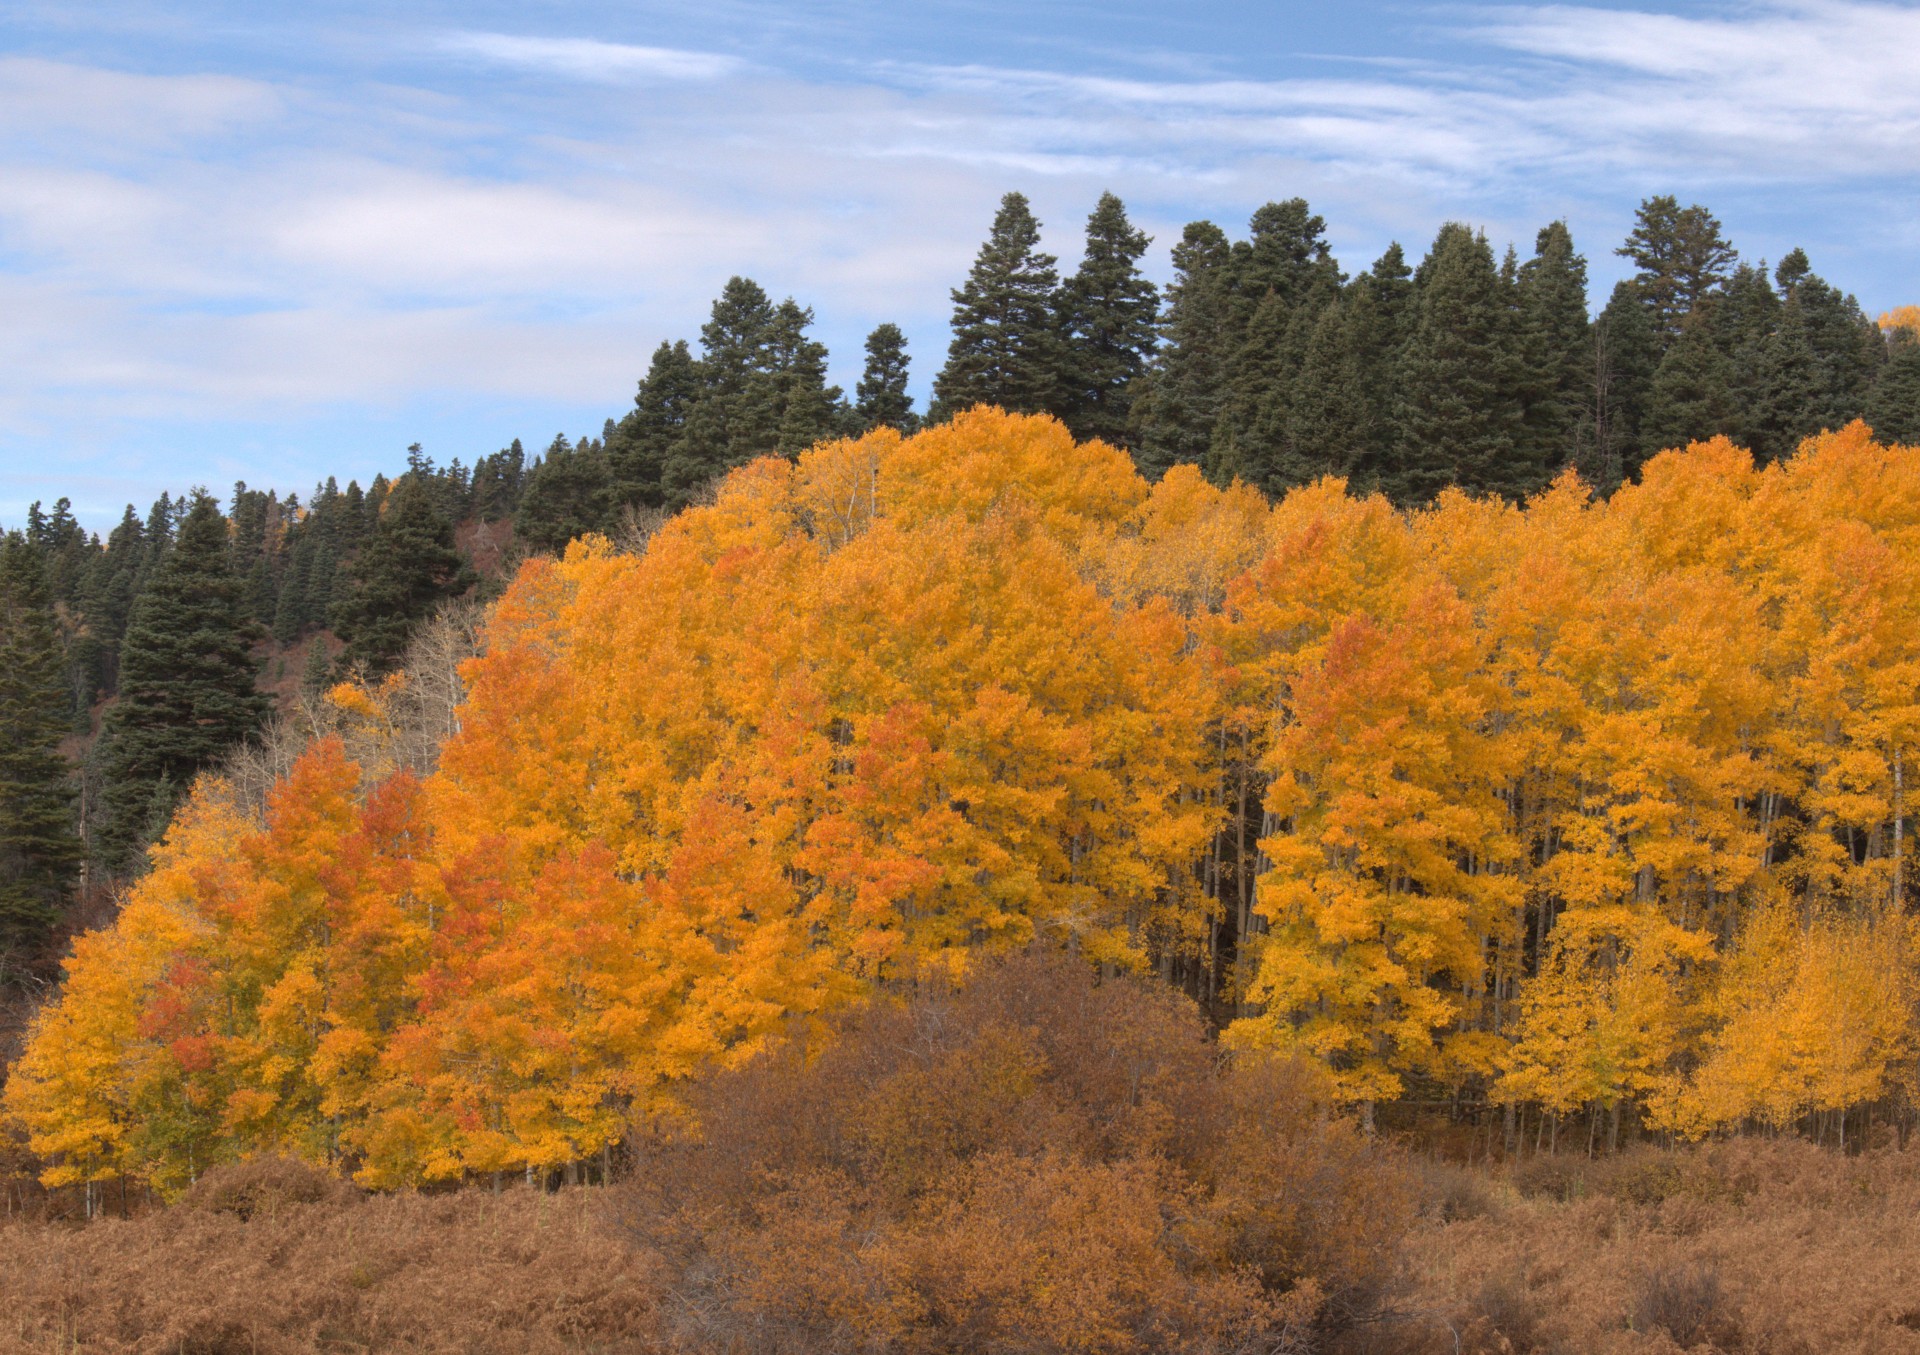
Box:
[12,413,1920,1188]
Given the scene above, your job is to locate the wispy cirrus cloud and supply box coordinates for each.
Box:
[3,1,1918,524]
[437,32,744,83]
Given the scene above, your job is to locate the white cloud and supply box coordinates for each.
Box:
[437,32,744,83]
[3,1,1919,524]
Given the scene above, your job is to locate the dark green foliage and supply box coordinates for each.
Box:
[930,192,1064,421]
[1589,281,1661,487]
[471,440,529,522]
[1869,328,1920,445]
[1617,195,1738,343]
[1055,192,1158,445]
[765,299,846,455]
[855,323,916,433]
[93,491,269,873]
[334,473,474,674]
[1130,220,1233,478]
[514,435,615,555]
[1389,223,1527,503]
[1514,221,1592,478]
[609,345,698,504]
[0,534,80,957]
[1642,307,1737,458]
[1204,200,1347,495]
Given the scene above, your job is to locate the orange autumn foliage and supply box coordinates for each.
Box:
[10,410,1920,1191]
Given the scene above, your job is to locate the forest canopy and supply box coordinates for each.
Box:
[8,408,1920,1193]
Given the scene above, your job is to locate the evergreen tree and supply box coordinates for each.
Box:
[764,299,844,455]
[1868,326,1920,445]
[1754,287,1825,463]
[333,472,473,675]
[1641,306,1736,458]
[514,435,615,554]
[609,343,699,506]
[930,192,1064,421]
[472,441,528,521]
[1514,221,1592,478]
[664,277,779,504]
[1389,223,1527,502]
[1590,280,1660,486]
[1208,200,1345,494]
[93,491,269,873]
[1714,262,1784,455]
[1286,294,1372,483]
[1617,195,1738,343]
[855,324,916,432]
[1131,220,1233,477]
[1054,192,1158,445]
[0,534,80,958]
[1348,244,1416,487]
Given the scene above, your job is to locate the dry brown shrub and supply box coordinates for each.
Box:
[180,1154,359,1219]
[0,1187,661,1354]
[624,950,1416,1354]
[1632,1261,1737,1349]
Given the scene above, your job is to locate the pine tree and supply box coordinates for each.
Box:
[1514,221,1592,479]
[1286,294,1371,483]
[1640,306,1736,458]
[1208,200,1346,494]
[1055,192,1158,446]
[1590,280,1660,486]
[1349,244,1416,487]
[514,435,615,554]
[855,323,916,432]
[1389,223,1526,502]
[333,473,473,675]
[930,192,1064,421]
[763,299,845,455]
[1617,195,1738,343]
[1868,326,1920,445]
[93,491,269,872]
[609,343,699,507]
[1131,220,1233,477]
[0,534,80,958]
[664,278,779,504]
[472,441,529,521]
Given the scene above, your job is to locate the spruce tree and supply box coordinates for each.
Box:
[1131,220,1233,477]
[1349,244,1416,485]
[1514,221,1592,479]
[515,435,614,554]
[334,472,473,674]
[609,342,700,507]
[930,192,1064,421]
[855,323,917,432]
[0,534,80,957]
[1590,280,1660,486]
[664,277,778,504]
[1286,294,1372,484]
[94,490,269,872]
[764,299,845,455]
[1389,223,1526,502]
[1868,327,1920,445]
[1055,192,1159,445]
[1640,306,1736,458]
[1617,195,1738,343]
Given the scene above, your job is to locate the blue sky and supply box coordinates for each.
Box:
[3,1,1918,528]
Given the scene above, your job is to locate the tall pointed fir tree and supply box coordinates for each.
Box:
[664,277,778,506]
[514,434,614,554]
[1209,200,1345,495]
[0,534,80,962]
[930,192,1064,421]
[1389,223,1526,503]
[1514,220,1592,479]
[336,471,474,673]
[1641,305,1737,458]
[93,490,269,873]
[1869,320,1920,445]
[1054,192,1159,446]
[1130,220,1233,477]
[608,341,700,507]
[763,298,845,455]
[855,323,917,432]
[1590,280,1660,487]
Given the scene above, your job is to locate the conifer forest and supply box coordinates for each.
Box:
[5,188,1920,1354]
